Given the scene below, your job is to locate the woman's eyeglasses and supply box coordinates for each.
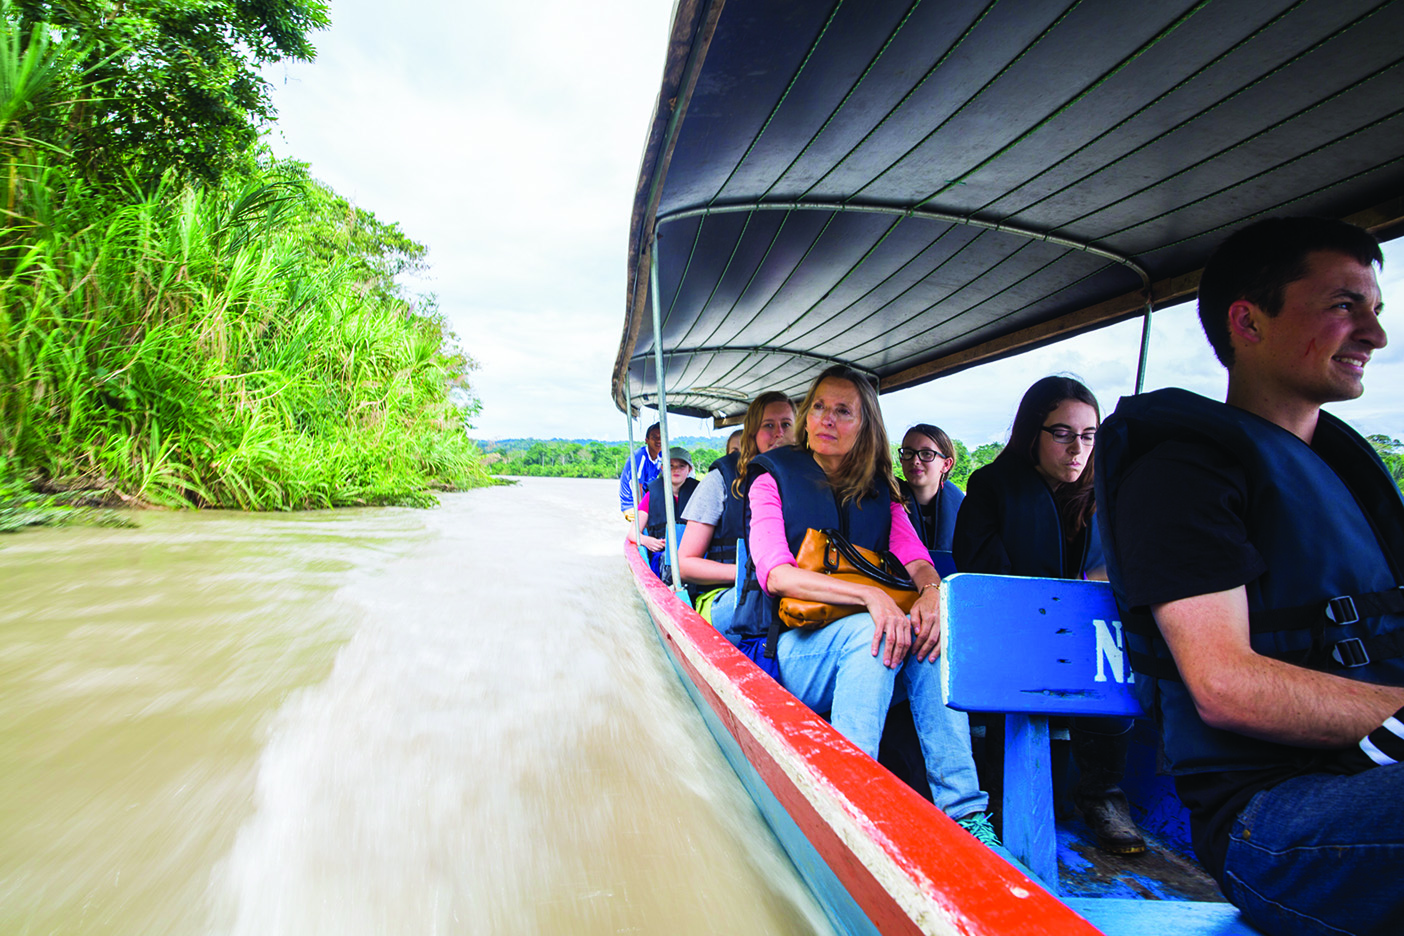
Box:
[898,447,947,462]
[1041,426,1097,445]
[810,401,857,423]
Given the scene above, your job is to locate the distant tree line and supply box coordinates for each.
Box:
[478,439,723,479]
[483,436,1006,488]
[480,432,1404,497]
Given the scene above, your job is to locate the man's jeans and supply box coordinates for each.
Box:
[1222,763,1404,936]
[775,612,987,820]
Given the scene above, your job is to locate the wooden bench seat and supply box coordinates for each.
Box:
[941,572,1264,936]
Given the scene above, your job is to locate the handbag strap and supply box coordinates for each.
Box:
[821,528,915,590]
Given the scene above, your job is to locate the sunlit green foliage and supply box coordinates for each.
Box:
[12,0,330,183]
[893,438,1001,491]
[690,447,722,474]
[1369,435,1404,493]
[0,11,493,510]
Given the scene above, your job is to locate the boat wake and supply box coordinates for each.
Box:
[207,479,829,936]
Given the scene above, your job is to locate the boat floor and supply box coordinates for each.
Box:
[1056,815,1225,903]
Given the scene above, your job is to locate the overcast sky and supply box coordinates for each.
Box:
[262,0,1403,448]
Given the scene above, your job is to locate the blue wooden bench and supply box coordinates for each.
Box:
[941,573,1263,935]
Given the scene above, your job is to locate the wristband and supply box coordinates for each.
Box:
[1358,705,1404,767]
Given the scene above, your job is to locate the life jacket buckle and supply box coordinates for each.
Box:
[1325,595,1359,627]
[1332,637,1369,668]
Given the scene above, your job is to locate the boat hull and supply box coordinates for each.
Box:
[624,543,1100,936]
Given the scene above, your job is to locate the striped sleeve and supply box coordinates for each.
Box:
[1359,710,1404,767]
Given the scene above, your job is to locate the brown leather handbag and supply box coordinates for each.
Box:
[778,528,919,629]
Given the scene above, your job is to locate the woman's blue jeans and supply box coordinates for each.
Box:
[775,612,987,820]
[1222,763,1404,936]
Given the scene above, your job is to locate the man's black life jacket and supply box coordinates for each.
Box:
[1096,388,1404,774]
[728,445,892,654]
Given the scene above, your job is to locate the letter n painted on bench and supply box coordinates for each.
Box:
[1092,619,1132,684]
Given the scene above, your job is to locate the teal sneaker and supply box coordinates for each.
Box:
[956,812,1001,848]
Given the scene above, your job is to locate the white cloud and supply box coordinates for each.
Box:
[264,2,1404,445]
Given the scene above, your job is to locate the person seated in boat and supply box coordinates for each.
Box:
[627,447,697,581]
[952,376,1146,855]
[727,365,997,846]
[725,429,743,455]
[618,422,662,521]
[1096,217,1403,935]
[677,391,794,630]
[897,424,964,554]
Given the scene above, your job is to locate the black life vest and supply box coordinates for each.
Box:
[644,474,698,538]
[704,451,744,566]
[644,474,698,584]
[953,452,1103,578]
[728,445,893,653]
[899,477,965,553]
[1096,388,1404,774]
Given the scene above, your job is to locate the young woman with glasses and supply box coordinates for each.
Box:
[952,374,1145,855]
[897,425,965,554]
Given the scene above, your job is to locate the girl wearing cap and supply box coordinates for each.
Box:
[628,446,697,581]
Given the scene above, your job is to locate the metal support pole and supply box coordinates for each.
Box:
[649,236,683,595]
[1133,300,1154,395]
[625,370,645,547]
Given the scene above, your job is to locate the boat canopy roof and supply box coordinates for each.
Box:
[614,0,1404,424]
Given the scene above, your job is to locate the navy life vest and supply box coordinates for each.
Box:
[1096,388,1404,774]
[704,451,744,566]
[729,445,893,654]
[644,474,698,538]
[899,477,964,553]
[644,473,698,582]
[954,452,1103,578]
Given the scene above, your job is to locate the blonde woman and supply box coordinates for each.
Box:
[729,365,996,845]
[677,391,794,628]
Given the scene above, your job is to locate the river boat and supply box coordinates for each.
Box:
[611,2,1404,934]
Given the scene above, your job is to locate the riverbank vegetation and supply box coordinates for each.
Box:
[479,436,1004,488]
[0,2,494,510]
[480,430,1404,494]
[479,438,723,479]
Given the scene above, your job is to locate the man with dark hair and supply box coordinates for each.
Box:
[1096,217,1402,936]
[618,422,662,519]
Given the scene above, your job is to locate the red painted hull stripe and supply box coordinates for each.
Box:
[625,545,1101,936]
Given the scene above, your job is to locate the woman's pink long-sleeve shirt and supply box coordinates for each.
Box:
[748,473,929,595]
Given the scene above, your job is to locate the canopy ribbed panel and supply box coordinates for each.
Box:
[616,0,1404,420]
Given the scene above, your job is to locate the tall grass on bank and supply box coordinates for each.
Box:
[0,163,495,509]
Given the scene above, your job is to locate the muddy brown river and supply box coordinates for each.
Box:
[0,478,827,936]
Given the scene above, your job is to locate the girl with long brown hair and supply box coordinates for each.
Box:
[676,390,794,628]
[953,375,1143,855]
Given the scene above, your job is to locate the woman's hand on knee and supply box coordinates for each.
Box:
[910,592,942,663]
[865,591,911,668]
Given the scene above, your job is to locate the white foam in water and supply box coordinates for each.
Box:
[208,479,829,936]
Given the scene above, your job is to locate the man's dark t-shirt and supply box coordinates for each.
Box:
[1113,438,1360,881]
